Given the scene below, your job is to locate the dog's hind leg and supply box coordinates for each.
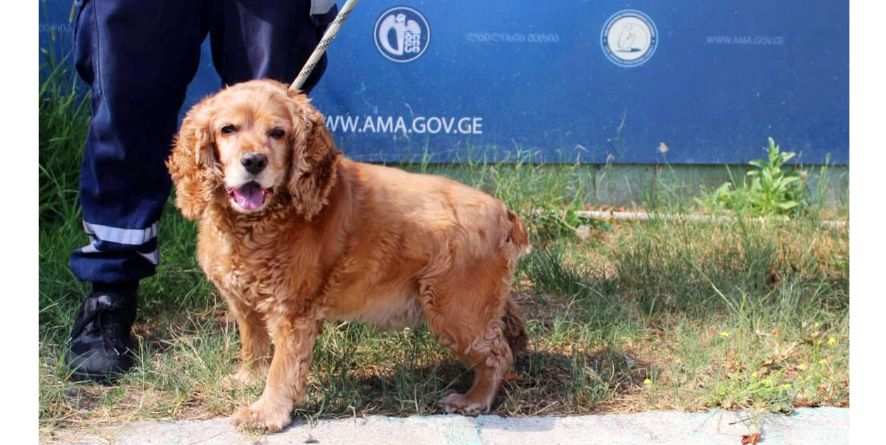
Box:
[419,258,516,415]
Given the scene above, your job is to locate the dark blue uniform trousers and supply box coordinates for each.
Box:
[69,0,336,285]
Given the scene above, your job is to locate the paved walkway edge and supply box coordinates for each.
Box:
[41,408,849,445]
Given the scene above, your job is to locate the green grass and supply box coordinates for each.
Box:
[38,59,849,432]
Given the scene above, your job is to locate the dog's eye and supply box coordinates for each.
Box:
[221,124,238,134]
[268,128,286,139]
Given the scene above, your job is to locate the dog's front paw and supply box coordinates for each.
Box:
[230,399,292,432]
[438,393,488,416]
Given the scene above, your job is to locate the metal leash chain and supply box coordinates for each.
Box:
[290,0,360,91]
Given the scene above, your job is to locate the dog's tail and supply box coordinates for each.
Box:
[500,209,529,356]
[504,210,530,258]
[502,296,528,356]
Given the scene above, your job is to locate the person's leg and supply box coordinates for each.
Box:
[208,0,337,92]
[66,0,208,381]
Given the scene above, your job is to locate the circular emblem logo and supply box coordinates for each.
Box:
[374,6,430,63]
[601,10,658,67]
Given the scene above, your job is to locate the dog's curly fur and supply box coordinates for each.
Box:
[167,79,529,432]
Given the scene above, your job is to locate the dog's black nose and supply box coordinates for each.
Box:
[241,152,268,175]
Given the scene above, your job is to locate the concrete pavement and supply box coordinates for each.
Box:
[40,408,848,445]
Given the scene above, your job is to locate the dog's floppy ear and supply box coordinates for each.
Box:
[166,95,221,221]
[286,90,339,221]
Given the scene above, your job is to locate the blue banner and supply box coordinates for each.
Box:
[39,1,848,164]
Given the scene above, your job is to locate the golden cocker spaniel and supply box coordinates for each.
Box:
[167,79,529,432]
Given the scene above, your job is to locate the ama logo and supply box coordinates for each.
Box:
[374,6,430,63]
[601,10,658,67]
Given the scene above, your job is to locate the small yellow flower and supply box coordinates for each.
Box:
[797,363,808,371]
[780,384,792,390]
[720,331,730,338]
[827,336,837,346]
[643,378,653,386]
[819,359,828,365]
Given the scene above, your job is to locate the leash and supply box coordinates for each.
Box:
[290,0,360,91]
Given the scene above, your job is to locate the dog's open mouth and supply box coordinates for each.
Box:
[227,182,271,211]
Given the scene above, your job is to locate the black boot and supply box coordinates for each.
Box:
[65,282,139,382]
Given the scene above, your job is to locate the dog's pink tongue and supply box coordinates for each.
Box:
[233,183,264,210]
